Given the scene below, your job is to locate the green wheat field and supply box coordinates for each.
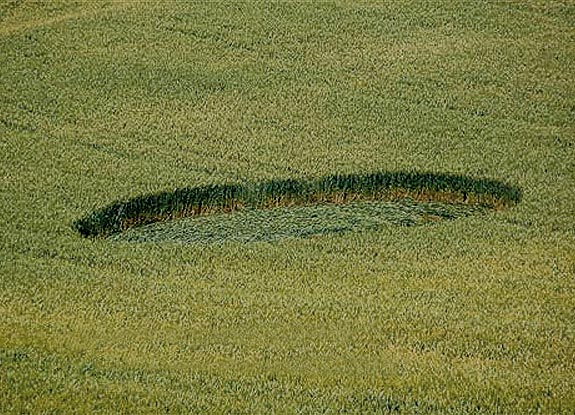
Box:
[1,1,574,413]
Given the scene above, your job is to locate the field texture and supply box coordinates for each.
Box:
[1,1,574,413]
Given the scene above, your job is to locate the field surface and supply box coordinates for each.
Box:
[1,1,574,413]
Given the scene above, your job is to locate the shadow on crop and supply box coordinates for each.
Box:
[74,170,522,239]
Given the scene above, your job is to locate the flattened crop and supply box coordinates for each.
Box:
[75,171,521,243]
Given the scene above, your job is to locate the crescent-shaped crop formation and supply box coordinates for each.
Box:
[75,171,521,243]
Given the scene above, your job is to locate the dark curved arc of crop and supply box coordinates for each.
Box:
[74,171,522,238]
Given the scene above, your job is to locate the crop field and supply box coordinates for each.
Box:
[1,1,574,413]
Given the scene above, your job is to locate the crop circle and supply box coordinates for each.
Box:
[74,171,521,243]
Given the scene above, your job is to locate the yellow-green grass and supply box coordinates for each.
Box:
[1,1,574,413]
